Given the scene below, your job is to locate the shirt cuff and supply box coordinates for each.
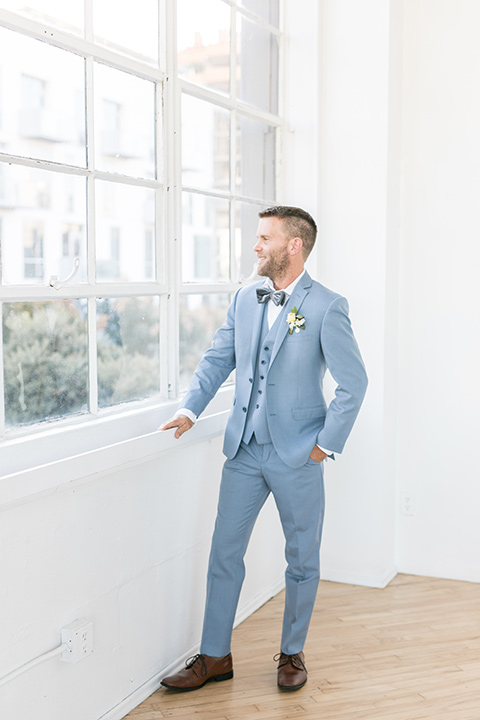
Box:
[317,444,334,457]
[175,408,197,424]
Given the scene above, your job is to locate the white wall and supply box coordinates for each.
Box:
[0,420,286,720]
[396,0,480,582]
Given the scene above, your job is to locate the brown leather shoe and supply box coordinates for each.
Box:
[275,651,308,690]
[161,653,233,691]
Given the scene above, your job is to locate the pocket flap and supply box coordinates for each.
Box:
[291,406,325,420]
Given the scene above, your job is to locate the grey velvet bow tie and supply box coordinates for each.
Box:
[256,287,287,306]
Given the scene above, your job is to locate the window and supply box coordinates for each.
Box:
[0,1,281,439]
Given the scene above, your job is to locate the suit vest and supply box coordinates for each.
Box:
[243,305,286,445]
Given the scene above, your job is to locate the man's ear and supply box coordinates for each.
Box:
[289,236,303,256]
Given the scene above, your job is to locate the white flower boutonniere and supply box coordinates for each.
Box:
[286,306,306,335]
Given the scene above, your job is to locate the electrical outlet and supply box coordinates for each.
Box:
[61,619,93,663]
[401,493,415,516]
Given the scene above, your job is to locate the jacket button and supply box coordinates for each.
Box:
[264,346,269,351]
[249,378,253,383]
[261,360,266,365]
[242,407,247,412]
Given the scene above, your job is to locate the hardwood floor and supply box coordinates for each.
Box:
[124,574,480,719]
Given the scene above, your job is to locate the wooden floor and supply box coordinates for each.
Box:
[125,574,480,719]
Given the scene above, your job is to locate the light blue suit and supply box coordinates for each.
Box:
[181,271,367,655]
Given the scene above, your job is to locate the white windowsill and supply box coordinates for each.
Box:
[0,386,233,508]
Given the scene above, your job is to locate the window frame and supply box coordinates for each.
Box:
[0,0,284,450]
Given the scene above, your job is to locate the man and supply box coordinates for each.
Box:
[160,206,367,691]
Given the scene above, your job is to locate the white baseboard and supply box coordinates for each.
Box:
[321,566,397,589]
[97,673,164,720]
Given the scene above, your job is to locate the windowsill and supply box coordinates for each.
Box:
[0,386,234,502]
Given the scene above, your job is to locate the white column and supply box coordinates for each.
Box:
[316,0,402,587]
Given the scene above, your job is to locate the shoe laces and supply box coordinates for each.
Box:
[273,652,307,672]
[185,654,208,678]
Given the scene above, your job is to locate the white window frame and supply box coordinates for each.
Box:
[0,0,284,476]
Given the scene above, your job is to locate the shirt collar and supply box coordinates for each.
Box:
[263,269,306,298]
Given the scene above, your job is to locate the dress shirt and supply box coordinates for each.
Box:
[262,269,305,330]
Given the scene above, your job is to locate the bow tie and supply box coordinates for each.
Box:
[256,287,287,306]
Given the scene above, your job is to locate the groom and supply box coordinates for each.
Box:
[160,206,367,691]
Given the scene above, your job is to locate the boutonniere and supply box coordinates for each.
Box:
[286,306,306,334]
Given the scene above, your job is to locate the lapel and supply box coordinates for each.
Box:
[248,288,267,375]
[269,270,312,367]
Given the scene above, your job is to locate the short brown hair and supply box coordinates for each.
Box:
[258,206,317,258]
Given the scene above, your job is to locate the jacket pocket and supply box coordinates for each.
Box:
[291,406,325,421]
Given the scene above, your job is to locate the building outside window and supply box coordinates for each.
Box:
[0,0,281,441]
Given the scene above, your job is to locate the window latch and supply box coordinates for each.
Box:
[49,257,81,290]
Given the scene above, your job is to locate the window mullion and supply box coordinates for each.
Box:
[276,0,285,202]
[88,296,98,415]
[86,56,96,286]
[230,4,237,104]
[230,5,238,283]
[225,1,282,36]
[165,0,181,400]
[180,79,281,126]
[85,50,97,416]
[230,108,238,282]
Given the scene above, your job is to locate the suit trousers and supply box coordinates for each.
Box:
[200,436,325,657]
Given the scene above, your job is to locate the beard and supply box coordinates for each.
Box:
[257,246,290,280]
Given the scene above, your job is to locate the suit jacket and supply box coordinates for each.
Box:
[181,271,368,469]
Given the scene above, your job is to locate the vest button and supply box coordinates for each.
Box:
[261,360,266,365]
[260,375,264,380]
[264,346,269,351]
[249,378,253,383]
[256,404,260,409]
[242,407,247,412]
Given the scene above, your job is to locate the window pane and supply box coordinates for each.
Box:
[177,0,230,95]
[0,0,84,36]
[237,18,279,114]
[93,0,158,64]
[179,293,231,391]
[95,181,156,283]
[97,297,160,408]
[182,193,230,282]
[236,115,276,200]
[235,201,265,281]
[94,63,155,179]
[182,95,230,192]
[0,164,87,286]
[3,300,88,428]
[239,0,279,27]
[0,27,86,166]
